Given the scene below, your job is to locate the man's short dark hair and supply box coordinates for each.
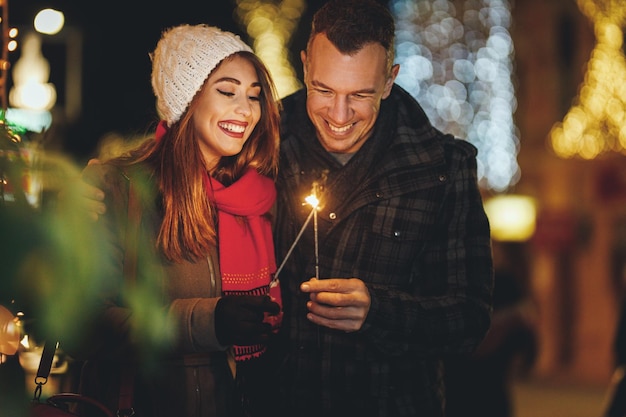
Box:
[308,0,396,73]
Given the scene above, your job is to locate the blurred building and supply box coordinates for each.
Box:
[513,0,625,385]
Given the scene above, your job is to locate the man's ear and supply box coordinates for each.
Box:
[300,50,307,80]
[382,64,400,99]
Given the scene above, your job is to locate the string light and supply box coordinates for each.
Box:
[549,0,626,159]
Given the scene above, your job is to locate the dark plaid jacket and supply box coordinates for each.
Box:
[270,85,494,417]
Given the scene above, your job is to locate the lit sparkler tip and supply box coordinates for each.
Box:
[305,194,319,208]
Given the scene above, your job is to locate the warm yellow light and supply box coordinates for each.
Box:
[9,32,57,111]
[34,9,65,35]
[9,82,57,111]
[235,0,304,98]
[484,194,537,242]
[549,0,626,159]
[0,305,19,356]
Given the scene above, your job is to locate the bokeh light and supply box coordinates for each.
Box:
[33,9,64,35]
[391,0,520,192]
[484,194,537,241]
[549,0,626,159]
[234,0,304,99]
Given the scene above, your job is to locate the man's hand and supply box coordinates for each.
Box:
[300,278,370,332]
[80,181,106,221]
[82,158,106,221]
[55,157,106,222]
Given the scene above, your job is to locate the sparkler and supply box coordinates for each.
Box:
[272,185,320,285]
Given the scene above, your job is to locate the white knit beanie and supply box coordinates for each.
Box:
[150,24,253,126]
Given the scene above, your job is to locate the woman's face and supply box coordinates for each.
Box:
[193,55,262,171]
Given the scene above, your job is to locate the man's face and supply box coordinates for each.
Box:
[301,33,398,154]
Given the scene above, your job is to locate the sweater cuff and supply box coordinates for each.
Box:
[170,297,228,352]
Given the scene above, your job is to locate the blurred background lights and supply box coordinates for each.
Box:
[9,32,56,111]
[549,0,626,159]
[235,0,304,99]
[7,27,17,52]
[390,0,520,192]
[484,194,537,242]
[33,8,65,35]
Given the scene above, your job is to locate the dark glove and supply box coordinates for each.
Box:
[215,295,281,346]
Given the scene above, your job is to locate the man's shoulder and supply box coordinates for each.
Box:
[387,85,478,158]
[440,133,478,157]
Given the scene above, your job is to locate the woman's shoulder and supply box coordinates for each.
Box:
[82,161,154,209]
[82,162,128,190]
[82,161,152,188]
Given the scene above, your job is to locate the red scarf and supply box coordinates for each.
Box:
[156,121,282,361]
[204,169,283,361]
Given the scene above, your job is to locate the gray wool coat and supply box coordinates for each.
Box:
[72,162,240,417]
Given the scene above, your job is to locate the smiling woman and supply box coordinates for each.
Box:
[60,24,283,417]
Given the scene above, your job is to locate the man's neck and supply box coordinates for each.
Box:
[330,152,355,165]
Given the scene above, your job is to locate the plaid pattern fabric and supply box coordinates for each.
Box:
[271,85,494,417]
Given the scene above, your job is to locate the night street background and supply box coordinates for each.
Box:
[8,0,332,161]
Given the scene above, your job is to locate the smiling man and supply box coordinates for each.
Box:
[267,1,495,416]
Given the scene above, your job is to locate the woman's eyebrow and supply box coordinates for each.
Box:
[214,77,261,88]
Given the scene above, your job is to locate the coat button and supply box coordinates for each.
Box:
[329,212,337,220]
[439,174,447,182]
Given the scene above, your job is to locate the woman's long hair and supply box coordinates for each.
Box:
[110,51,281,262]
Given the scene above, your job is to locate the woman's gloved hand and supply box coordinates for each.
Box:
[215,295,280,346]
